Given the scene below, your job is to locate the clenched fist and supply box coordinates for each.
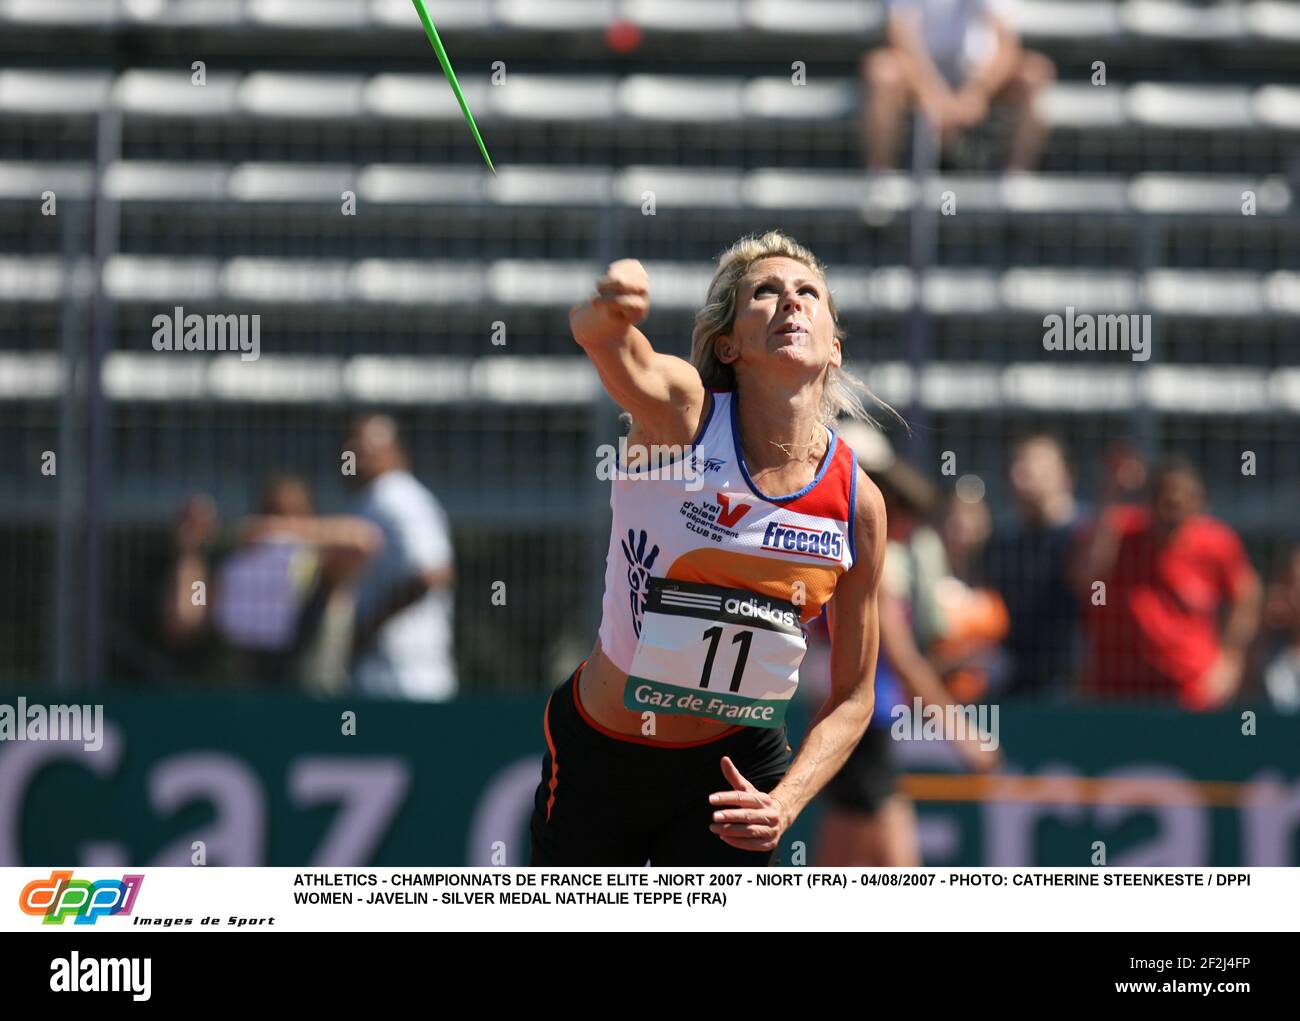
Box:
[570,259,650,341]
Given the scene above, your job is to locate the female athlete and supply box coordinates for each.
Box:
[529,230,888,866]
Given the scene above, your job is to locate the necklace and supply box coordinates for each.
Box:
[769,424,822,462]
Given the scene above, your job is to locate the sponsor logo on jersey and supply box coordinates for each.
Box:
[620,528,660,638]
[723,596,798,628]
[682,450,727,478]
[761,521,843,562]
[659,588,723,613]
[715,491,752,528]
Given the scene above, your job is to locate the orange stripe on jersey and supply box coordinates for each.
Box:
[667,547,840,623]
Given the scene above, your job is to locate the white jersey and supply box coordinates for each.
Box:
[596,389,860,728]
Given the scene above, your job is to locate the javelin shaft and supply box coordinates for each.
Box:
[409,0,496,175]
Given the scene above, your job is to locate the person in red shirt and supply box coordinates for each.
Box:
[1074,449,1261,710]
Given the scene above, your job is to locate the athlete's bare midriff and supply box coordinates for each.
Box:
[578,637,742,743]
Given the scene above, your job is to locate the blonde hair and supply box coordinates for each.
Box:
[690,229,900,429]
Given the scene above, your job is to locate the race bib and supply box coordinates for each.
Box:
[624,577,806,729]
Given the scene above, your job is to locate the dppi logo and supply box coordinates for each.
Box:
[20,870,144,925]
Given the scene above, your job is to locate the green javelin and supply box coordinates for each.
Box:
[409,0,496,175]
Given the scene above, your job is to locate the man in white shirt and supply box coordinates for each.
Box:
[861,0,1055,171]
[345,414,457,700]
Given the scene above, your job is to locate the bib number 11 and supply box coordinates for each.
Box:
[699,626,753,692]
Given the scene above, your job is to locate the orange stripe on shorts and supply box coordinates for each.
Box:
[542,694,559,822]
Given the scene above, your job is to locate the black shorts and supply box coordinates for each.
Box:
[821,723,898,815]
[529,663,793,867]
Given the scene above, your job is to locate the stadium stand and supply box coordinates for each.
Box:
[0,0,1296,690]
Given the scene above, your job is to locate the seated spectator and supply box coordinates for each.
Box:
[1075,450,1262,710]
[860,0,1055,171]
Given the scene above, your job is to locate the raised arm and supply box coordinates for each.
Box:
[239,515,381,559]
[570,258,707,448]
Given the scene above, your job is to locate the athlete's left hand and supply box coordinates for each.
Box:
[708,756,788,852]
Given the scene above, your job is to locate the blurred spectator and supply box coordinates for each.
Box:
[161,493,220,650]
[940,485,993,584]
[860,0,1055,171]
[980,432,1086,697]
[1258,548,1300,712]
[209,476,379,689]
[148,492,233,685]
[1075,450,1262,710]
[932,488,1009,703]
[812,425,999,866]
[345,415,457,701]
